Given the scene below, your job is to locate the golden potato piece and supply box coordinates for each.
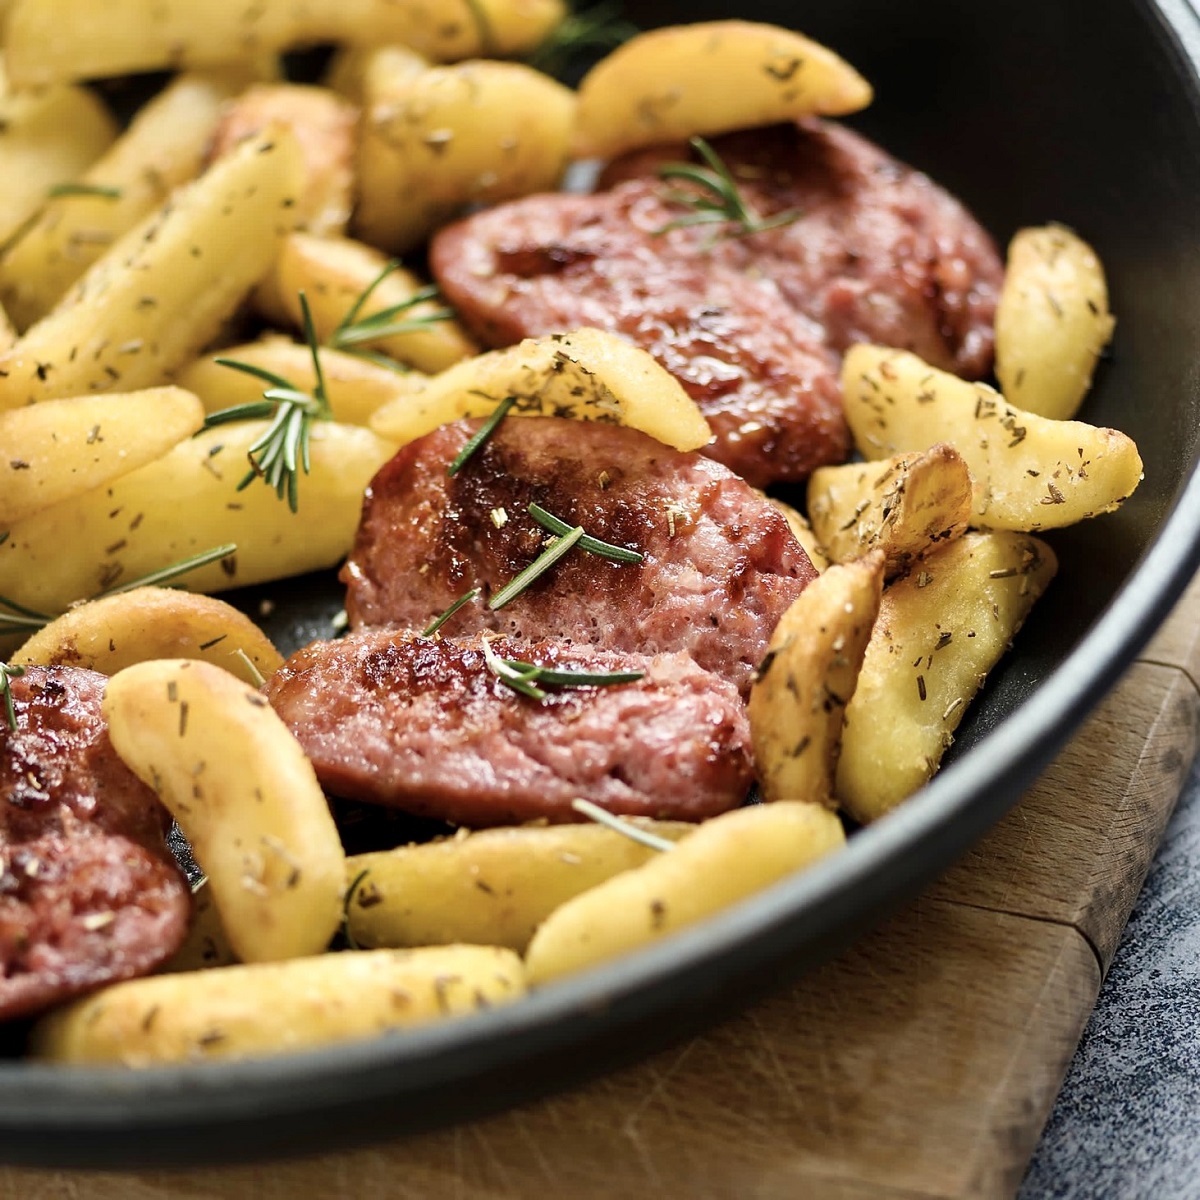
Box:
[763,495,830,573]
[842,345,1143,531]
[0,421,395,617]
[995,224,1116,420]
[345,821,693,954]
[0,386,203,527]
[324,44,429,104]
[806,444,973,576]
[356,60,576,253]
[574,20,872,159]
[749,553,884,807]
[524,802,845,985]
[157,882,240,975]
[103,659,345,963]
[14,586,283,684]
[257,233,476,375]
[836,531,1058,822]
[31,946,526,1066]
[369,326,713,452]
[0,131,305,410]
[176,337,427,428]
[209,84,357,237]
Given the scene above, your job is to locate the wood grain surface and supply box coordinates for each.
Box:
[5,573,1199,1200]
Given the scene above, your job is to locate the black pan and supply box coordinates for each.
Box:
[4,0,1200,1168]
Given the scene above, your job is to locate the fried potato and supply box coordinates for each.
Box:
[345,822,693,953]
[0,131,304,410]
[842,345,1143,531]
[0,72,242,329]
[574,20,872,159]
[31,945,526,1066]
[356,59,576,253]
[256,233,476,375]
[209,84,357,237]
[0,386,203,527]
[0,421,395,616]
[0,79,117,248]
[763,495,830,573]
[524,803,845,985]
[836,531,1058,822]
[103,659,345,963]
[177,336,427,428]
[14,587,283,684]
[749,553,884,807]
[806,444,973,576]
[5,0,566,87]
[995,224,1116,420]
[369,326,714,452]
[324,44,429,104]
[157,883,239,974]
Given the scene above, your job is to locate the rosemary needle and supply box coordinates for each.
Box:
[0,663,25,733]
[447,397,517,477]
[488,525,584,611]
[422,588,481,637]
[527,502,643,564]
[329,262,453,351]
[570,799,675,852]
[481,637,547,701]
[46,182,122,200]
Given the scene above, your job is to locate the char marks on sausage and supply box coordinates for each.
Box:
[266,632,753,826]
[0,667,190,1021]
[341,417,815,695]
[432,119,1003,485]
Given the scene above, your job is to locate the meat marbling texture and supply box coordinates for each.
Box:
[266,632,753,826]
[432,119,1003,486]
[341,417,815,696]
[0,667,190,1021]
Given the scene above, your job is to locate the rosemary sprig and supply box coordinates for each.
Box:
[527,502,643,564]
[447,397,517,477]
[0,663,25,733]
[208,292,332,513]
[422,587,481,638]
[0,543,237,634]
[329,261,453,352]
[526,3,638,77]
[46,182,122,200]
[488,524,584,610]
[655,137,802,241]
[570,798,674,852]
[500,659,644,688]
[481,637,547,701]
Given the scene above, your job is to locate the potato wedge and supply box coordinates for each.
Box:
[14,586,283,684]
[806,444,973,576]
[370,327,713,452]
[842,345,1143,531]
[767,496,830,573]
[324,44,429,104]
[836,532,1058,822]
[356,59,576,253]
[158,882,240,974]
[0,421,395,616]
[346,821,693,953]
[995,224,1116,420]
[0,72,242,329]
[209,84,357,237]
[257,233,476,374]
[749,553,884,807]
[5,0,566,87]
[177,337,427,428]
[0,80,117,246]
[574,20,872,159]
[103,659,344,963]
[31,945,525,1066]
[524,803,845,985]
[0,386,203,527]
[0,130,304,410]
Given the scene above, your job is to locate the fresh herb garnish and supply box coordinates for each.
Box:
[481,637,548,700]
[527,502,643,564]
[0,663,25,733]
[422,587,481,637]
[329,261,454,352]
[526,2,638,77]
[208,292,331,513]
[481,637,644,702]
[570,798,674,851]
[232,648,267,689]
[46,182,122,201]
[342,868,371,951]
[488,524,584,610]
[0,543,237,633]
[655,137,802,242]
[447,397,517,477]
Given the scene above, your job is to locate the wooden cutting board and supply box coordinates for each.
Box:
[6,574,1199,1200]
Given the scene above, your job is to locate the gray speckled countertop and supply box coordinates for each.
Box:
[1022,749,1200,1196]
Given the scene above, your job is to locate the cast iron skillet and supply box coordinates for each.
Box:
[4,0,1200,1168]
